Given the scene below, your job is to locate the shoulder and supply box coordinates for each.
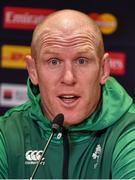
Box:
[112,105,135,132]
[0,100,32,130]
[112,112,135,178]
[0,101,33,155]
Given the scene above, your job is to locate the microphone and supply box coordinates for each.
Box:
[29,113,64,180]
[52,113,64,133]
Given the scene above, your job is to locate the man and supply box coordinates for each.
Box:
[0,9,135,179]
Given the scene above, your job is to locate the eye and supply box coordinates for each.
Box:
[48,58,61,65]
[76,57,88,65]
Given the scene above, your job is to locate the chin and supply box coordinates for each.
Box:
[63,117,84,127]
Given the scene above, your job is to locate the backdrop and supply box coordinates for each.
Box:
[0,0,135,115]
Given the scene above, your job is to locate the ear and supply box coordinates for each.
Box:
[25,55,38,85]
[100,53,110,85]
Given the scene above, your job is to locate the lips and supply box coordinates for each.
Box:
[58,95,80,104]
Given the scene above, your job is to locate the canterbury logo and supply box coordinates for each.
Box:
[25,150,45,165]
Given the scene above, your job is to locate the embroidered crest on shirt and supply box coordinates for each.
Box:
[25,150,45,165]
[92,144,102,169]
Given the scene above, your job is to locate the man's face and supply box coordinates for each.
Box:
[29,30,107,126]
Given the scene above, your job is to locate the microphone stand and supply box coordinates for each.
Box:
[29,113,64,180]
[29,132,54,180]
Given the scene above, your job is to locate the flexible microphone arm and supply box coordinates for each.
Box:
[29,113,64,180]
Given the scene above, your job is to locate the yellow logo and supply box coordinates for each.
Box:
[89,13,118,35]
[1,45,30,69]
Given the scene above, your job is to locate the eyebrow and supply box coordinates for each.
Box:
[42,45,95,54]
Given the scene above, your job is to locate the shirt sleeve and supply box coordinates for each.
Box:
[112,127,135,179]
[0,132,8,179]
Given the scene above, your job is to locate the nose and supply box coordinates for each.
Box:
[61,63,76,85]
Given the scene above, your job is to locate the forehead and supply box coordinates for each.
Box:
[35,28,99,55]
[34,19,98,42]
[31,11,104,59]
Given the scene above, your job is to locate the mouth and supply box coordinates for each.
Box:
[58,95,80,104]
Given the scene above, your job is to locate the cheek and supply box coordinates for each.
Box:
[36,69,52,94]
[38,73,58,102]
[38,78,54,96]
[37,62,62,82]
[83,75,101,99]
[39,83,54,110]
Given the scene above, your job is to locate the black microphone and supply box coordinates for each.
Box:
[29,113,64,180]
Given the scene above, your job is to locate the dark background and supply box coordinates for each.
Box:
[0,0,135,115]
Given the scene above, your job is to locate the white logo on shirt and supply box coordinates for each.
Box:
[92,144,102,169]
[25,150,45,165]
[57,132,62,139]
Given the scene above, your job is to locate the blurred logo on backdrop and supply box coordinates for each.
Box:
[1,45,30,69]
[109,52,126,75]
[88,13,118,35]
[3,6,55,30]
[0,84,28,107]
[3,7,118,34]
